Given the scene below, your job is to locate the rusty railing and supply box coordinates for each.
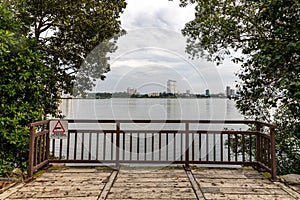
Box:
[28,120,276,179]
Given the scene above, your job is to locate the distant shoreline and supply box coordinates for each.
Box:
[60,97,235,100]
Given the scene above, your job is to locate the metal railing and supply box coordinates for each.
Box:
[28,120,276,179]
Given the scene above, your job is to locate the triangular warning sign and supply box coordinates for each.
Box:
[52,120,65,133]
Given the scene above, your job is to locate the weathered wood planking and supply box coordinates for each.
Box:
[107,167,197,199]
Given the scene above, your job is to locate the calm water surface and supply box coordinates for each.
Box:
[60,98,243,120]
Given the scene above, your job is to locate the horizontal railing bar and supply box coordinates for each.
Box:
[189,130,258,134]
[68,130,116,133]
[256,161,272,172]
[49,160,186,164]
[49,160,254,165]
[257,121,277,128]
[66,119,259,124]
[28,120,49,127]
[33,130,49,137]
[260,133,271,139]
[32,160,49,172]
[29,120,275,128]
[68,129,259,135]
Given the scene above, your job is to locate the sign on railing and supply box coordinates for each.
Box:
[49,120,68,139]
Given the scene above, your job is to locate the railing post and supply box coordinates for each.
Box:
[116,121,120,168]
[270,127,277,180]
[45,121,50,164]
[185,122,189,168]
[256,123,262,164]
[28,125,35,177]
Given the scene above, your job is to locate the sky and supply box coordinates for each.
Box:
[91,0,241,94]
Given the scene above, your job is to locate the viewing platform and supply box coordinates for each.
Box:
[1,165,299,199]
[3,119,299,199]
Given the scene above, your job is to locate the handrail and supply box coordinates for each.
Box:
[28,120,50,127]
[28,119,277,180]
[67,119,260,124]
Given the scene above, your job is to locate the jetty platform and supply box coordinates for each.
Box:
[1,165,299,200]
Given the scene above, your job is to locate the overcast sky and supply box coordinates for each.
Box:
[92,0,241,94]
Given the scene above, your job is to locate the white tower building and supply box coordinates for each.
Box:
[167,80,177,94]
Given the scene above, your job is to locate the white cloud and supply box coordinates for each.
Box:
[89,0,241,94]
[121,0,195,32]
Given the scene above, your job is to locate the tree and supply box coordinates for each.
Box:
[0,0,126,175]
[6,0,127,115]
[179,0,299,174]
[0,2,50,175]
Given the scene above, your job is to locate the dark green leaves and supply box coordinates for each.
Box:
[0,0,127,175]
[180,0,299,174]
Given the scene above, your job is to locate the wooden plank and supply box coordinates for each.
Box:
[194,174,263,179]
[0,183,25,200]
[40,172,111,178]
[26,180,106,187]
[109,187,194,193]
[106,167,196,199]
[116,173,187,178]
[107,199,195,200]
[54,168,99,173]
[115,177,190,183]
[204,194,295,200]
[202,187,288,195]
[186,170,205,200]
[7,197,97,200]
[112,182,192,188]
[195,178,274,185]
[191,168,261,175]
[107,191,196,199]
[119,169,185,174]
[18,185,104,192]
[98,170,118,200]
[274,181,300,199]
[195,183,282,189]
[8,190,100,198]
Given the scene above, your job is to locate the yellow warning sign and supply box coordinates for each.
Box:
[50,120,68,139]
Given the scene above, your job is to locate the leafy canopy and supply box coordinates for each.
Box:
[0,1,49,174]
[179,0,299,174]
[7,0,127,114]
[0,0,126,175]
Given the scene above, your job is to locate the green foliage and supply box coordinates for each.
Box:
[0,2,47,175]
[274,105,300,174]
[0,0,126,176]
[6,0,127,114]
[180,0,300,174]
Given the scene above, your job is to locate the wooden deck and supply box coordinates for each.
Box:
[1,166,299,200]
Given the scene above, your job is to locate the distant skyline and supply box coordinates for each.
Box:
[93,82,235,96]
[82,0,241,94]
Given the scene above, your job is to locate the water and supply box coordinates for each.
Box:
[59,98,245,131]
[60,98,243,120]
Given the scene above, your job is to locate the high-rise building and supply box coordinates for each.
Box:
[230,89,235,97]
[205,89,210,96]
[226,86,231,97]
[127,87,137,95]
[167,80,177,94]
